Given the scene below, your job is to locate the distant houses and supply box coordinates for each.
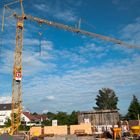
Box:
[0,103,11,126]
[21,112,48,126]
[0,103,48,126]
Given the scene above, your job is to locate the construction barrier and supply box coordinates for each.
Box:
[30,126,42,137]
[44,125,67,135]
[70,123,92,135]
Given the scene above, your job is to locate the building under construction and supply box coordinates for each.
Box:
[78,110,119,126]
[0,0,139,139]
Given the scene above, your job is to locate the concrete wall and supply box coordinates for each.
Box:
[30,124,92,137]
[44,125,67,135]
[30,126,42,136]
[70,123,92,135]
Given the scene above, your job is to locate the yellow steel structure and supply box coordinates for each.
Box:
[1,0,139,135]
[10,0,25,134]
[1,0,25,135]
[10,18,23,135]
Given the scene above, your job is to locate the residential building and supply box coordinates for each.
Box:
[0,103,48,126]
[0,103,12,126]
[21,112,40,126]
[21,112,48,126]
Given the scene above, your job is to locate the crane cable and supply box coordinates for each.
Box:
[38,24,43,56]
[81,18,96,30]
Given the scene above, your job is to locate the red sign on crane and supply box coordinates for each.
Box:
[14,67,22,81]
[15,71,22,81]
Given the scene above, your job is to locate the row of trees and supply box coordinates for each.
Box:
[41,111,78,126]
[94,88,140,120]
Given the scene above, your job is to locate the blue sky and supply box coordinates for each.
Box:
[0,0,140,115]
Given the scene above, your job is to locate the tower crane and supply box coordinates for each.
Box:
[1,0,139,135]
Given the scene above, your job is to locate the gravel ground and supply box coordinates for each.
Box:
[0,133,24,140]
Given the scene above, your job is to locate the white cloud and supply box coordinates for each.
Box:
[33,2,77,22]
[112,0,139,10]
[54,10,77,22]
[22,53,140,113]
[22,105,30,112]
[41,40,53,51]
[1,38,53,47]
[46,96,55,100]
[42,109,48,114]
[78,43,107,59]
[33,4,49,12]
[54,49,88,65]
[0,39,56,76]
[0,96,11,103]
[120,18,140,45]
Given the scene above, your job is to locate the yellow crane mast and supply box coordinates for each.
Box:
[10,18,23,135]
[1,0,139,135]
[10,0,25,134]
[10,0,26,134]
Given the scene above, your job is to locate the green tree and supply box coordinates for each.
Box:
[94,88,118,110]
[46,112,56,120]
[4,118,11,127]
[42,120,52,126]
[55,112,69,125]
[41,111,78,126]
[32,112,38,115]
[68,111,78,125]
[18,125,30,131]
[126,95,140,120]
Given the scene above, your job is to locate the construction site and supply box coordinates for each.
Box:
[0,0,140,139]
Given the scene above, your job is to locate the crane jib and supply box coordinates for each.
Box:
[13,13,138,49]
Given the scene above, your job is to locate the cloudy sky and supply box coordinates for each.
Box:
[0,0,140,115]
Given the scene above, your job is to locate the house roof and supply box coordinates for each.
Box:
[22,112,48,122]
[34,114,48,121]
[23,112,40,121]
[0,103,12,111]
